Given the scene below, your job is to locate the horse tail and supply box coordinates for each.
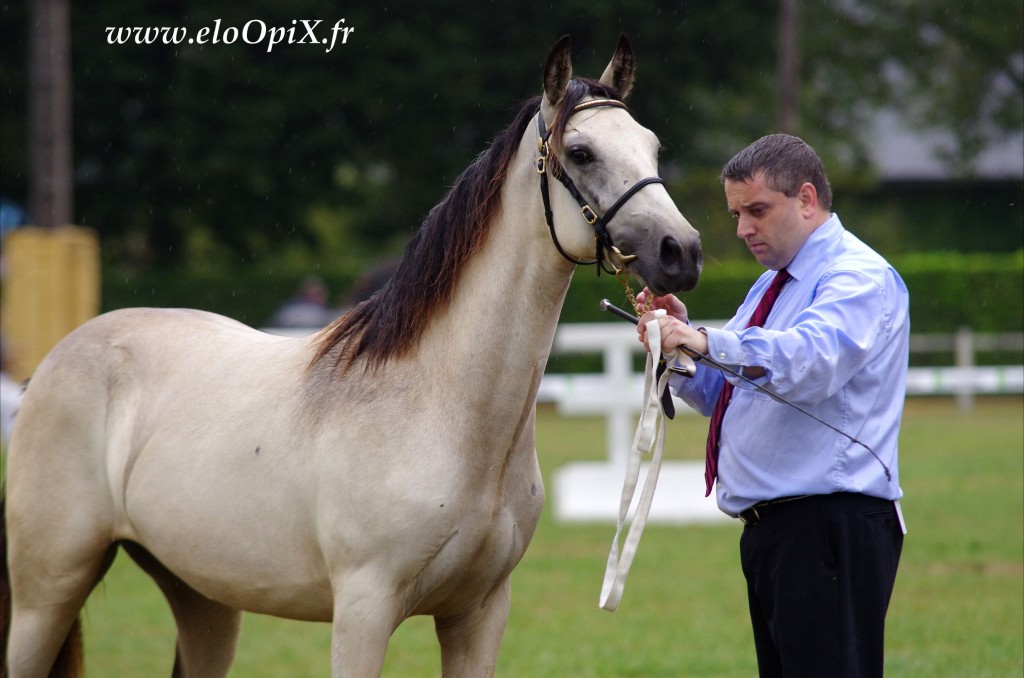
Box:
[0,495,84,678]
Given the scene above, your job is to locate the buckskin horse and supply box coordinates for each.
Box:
[2,35,702,677]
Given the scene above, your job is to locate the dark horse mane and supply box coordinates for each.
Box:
[311,78,623,374]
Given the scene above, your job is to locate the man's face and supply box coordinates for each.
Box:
[724,172,807,270]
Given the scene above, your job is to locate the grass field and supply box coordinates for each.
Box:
[8,397,1023,676]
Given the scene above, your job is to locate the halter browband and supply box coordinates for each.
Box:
[536,98,666,274]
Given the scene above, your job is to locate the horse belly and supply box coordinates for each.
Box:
[124,458,336,621]
[120,407,337,621]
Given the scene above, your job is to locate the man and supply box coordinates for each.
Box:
[638,133,908,676]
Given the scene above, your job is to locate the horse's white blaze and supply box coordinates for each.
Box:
[3,35,701,678]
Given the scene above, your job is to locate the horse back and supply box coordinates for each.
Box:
[6,308,305,535]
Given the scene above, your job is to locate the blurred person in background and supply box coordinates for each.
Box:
[267,275,338,329]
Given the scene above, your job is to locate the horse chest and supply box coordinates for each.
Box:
[399,496,542,617]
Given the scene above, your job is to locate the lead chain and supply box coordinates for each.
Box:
[617,269,653,318]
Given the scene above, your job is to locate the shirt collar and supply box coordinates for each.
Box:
[785,213,843,282]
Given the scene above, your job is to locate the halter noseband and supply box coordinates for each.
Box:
[536,98,666,274]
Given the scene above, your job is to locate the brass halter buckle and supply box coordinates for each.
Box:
[580,204,598,225]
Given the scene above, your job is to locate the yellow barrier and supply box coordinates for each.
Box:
[1,226,100,382]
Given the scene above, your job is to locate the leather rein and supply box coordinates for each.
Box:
[535,98,665,275]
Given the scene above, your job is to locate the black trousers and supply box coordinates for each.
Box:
[739,492,904,677]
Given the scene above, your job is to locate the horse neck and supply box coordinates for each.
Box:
[415,133,576,409]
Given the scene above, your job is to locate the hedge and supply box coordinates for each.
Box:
[102,264,363,329]
[102,250,1024,336]
[563,250,1024,335]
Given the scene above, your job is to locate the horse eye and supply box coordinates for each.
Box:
[569,148,592,166]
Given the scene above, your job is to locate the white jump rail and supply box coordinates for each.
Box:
[546,321,727,524]
[542,322,1023,523]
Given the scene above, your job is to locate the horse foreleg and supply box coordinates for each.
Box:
[123,543,242,678]
[329,571,403,678]
[434,577,511,678]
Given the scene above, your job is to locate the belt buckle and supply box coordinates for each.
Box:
[739,506,760,525]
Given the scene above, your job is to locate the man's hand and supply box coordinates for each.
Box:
[635,287,689,323]
[635,288,708,357]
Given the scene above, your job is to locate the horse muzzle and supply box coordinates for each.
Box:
[621,230,702,296]
[657,233,703,293]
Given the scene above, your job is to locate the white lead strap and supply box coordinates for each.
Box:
[599,309,677,611]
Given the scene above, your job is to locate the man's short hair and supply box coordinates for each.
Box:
[721,134,833,210]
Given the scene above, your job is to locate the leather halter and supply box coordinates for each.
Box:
[536,98,666,274]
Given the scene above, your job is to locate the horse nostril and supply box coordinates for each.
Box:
[659,235,684,275]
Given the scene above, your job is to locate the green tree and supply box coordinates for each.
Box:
[800,0,1023,174]
[1,1,1019,270]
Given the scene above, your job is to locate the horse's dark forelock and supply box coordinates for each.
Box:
[310,79,624,374]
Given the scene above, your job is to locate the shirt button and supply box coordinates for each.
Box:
[719,352,727,359]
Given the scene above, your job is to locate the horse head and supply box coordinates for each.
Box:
[537,35,703,295]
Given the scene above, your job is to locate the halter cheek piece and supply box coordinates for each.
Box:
[536,98,666,275]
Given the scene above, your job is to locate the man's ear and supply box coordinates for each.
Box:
[798,181,819,215]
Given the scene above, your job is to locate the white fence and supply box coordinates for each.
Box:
[906,328,1024,409]
[542,322,1023,523]
[540,323,1024,414]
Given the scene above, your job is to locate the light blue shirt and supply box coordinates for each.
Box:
[671,214,909,516]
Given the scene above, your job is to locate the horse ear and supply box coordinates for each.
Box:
[542,35,572,117]
[599,34,635,100]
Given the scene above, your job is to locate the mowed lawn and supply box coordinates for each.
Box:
[16,397,1023,676]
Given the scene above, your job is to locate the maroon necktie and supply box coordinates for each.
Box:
[704,268,791,496]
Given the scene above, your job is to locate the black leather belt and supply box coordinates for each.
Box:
[738,495,813,525]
